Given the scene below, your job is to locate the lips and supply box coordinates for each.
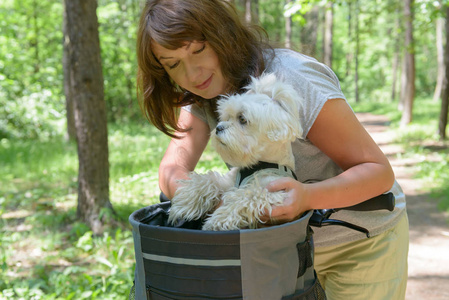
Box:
[195,75,213,90]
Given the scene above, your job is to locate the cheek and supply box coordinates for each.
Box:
[206,56,226,88]
[166,72,186,89]
[214,73,227,94]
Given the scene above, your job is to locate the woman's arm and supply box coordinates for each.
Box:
[159,109,210,199]
[266,98,395,221]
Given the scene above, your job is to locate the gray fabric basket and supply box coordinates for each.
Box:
[129,202,325,300]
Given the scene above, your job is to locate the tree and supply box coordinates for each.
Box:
[323,2,333,67]
[391,5,402,102]
[345,0,353,76]
[62,1,76,141]
[400,0,415,126]
[354,0,360,103]
[439,4,449,140]
[31,0,40,74]
[300,6,319,57]
[242,0,259,24]
[434,1,445,103]
[64,0,114,235]
[285,0,293,48]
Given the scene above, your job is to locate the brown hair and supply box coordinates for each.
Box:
[136,0,271,138]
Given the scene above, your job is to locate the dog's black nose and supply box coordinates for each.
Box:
[216,125,224,133]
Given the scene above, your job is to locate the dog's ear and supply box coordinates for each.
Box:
[247,73,304,141]
[264,105,303,142]
[263,75,304,141]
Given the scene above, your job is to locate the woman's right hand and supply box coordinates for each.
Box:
[158,109,210,199]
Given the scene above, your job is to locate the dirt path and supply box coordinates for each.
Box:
[356,113,449,300]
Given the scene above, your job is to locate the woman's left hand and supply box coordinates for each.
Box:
[260,177,311,224]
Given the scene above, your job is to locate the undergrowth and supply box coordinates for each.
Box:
[0,121,226,299]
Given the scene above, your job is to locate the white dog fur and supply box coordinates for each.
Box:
[168,73,303,230]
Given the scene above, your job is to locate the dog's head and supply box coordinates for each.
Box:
[211,73,303,168]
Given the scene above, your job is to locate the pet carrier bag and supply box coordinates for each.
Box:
[129,201,325,300]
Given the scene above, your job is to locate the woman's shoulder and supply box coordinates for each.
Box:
[274,48,318,61]
[268,48,319,67]
[265,49,341,88]
[268,49,331,75]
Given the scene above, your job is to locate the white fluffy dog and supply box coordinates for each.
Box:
[168,73,303,230]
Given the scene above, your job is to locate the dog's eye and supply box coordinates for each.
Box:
[238,114,247,125]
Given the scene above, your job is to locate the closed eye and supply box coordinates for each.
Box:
[167,44,205,70]
[193,43,206,54]
[168,61,180,69]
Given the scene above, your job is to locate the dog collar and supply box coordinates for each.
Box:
[236,161,298,187]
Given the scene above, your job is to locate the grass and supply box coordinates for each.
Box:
[1,97,448,299]
[0,120,226,299]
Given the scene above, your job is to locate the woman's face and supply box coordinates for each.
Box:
[152,41,229,99]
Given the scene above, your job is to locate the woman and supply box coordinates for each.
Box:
[136,0,409,299]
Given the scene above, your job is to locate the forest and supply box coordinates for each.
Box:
[1,0,448,298]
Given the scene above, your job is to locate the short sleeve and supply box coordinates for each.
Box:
[266,49,347,139]
[182,104,208,124]
[181,101,217,132]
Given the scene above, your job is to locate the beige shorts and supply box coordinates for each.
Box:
[314,213,409,300]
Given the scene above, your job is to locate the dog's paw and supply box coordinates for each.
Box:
[201,188,287,230]
[202,206,245,231]
[168,171,230,224]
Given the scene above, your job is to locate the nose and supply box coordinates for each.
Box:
[216,125,225,134]
[185,61,201,84]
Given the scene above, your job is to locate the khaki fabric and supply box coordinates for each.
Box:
[314,212,409,300]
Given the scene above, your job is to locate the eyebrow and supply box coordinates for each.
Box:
[158,42,192,61]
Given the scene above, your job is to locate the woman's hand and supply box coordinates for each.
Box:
[260,177,312,224]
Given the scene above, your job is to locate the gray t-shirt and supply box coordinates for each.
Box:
[184,48,406,248]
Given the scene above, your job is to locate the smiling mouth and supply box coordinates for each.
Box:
[195,75,213,90]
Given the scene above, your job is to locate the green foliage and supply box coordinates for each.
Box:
[0,0,144,140]
[0,1,65,139]
[97,0,142,123]
[0,120,229,299]
[258,0,288,43]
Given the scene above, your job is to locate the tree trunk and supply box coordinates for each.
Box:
[285,0,292,49]
[391,7,401,102]
[345,0,353,76]
[439,6,449,140]
[64,0,113,235]
[245,0,251,23]
[32,0,40,73]
[300,6,319,57]
[323,2,333,67]
[62,1,76,141]
[434,16,445,102]
[400,0,415,126]
[354,0,360,103]
[253,0,259,24]
[243,0,258,24]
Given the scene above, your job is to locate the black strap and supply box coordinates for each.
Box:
[237,161,298,186]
